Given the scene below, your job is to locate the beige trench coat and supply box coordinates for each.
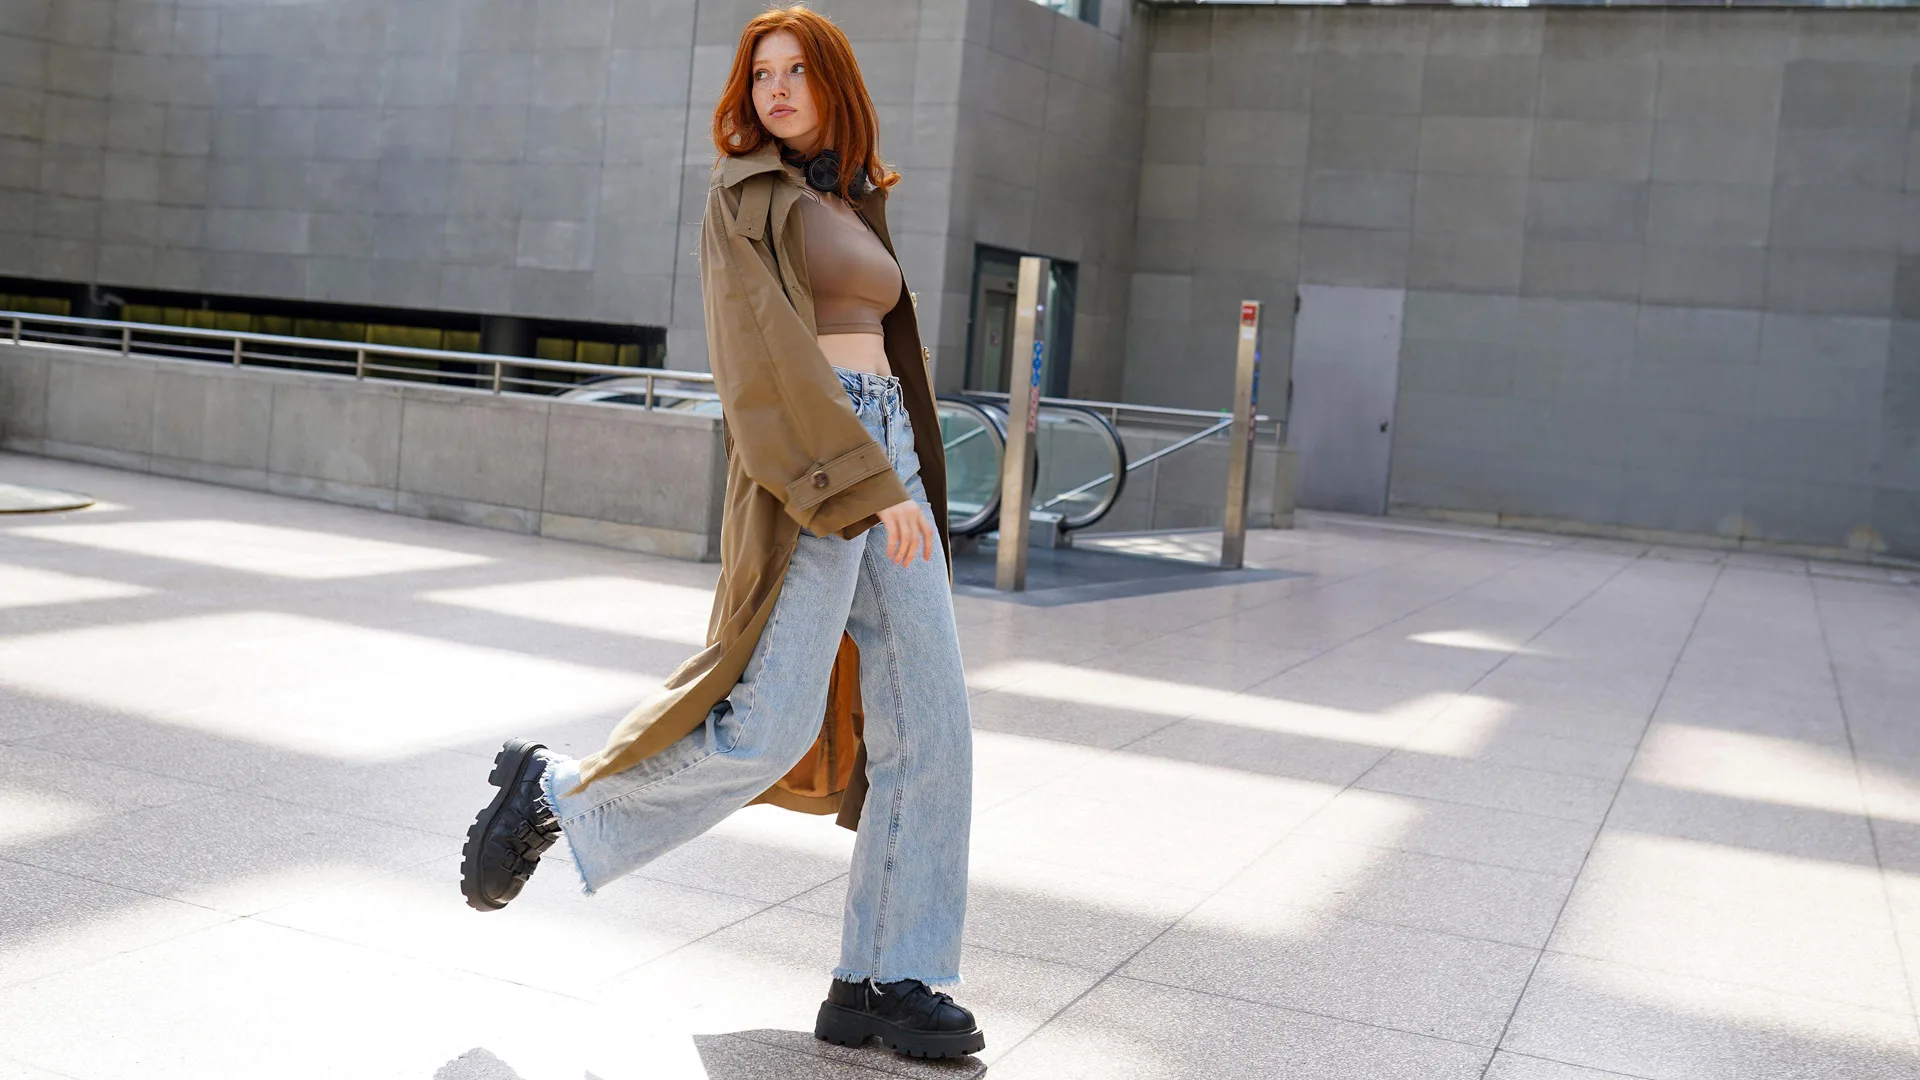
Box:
[567,142,953,832]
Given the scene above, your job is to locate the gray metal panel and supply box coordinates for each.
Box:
[1290,284,1406,514]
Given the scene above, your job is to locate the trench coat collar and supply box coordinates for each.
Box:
[716,141,893,239]
[715,140,787,190]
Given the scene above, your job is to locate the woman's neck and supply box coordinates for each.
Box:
[780,132,824,156]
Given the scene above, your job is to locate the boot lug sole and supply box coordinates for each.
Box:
[460,738,549,913]
[814,1002,985,1060]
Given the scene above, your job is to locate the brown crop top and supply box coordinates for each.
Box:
[797,190,902,336]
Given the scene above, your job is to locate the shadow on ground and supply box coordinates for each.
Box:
[430,1031,983,1080]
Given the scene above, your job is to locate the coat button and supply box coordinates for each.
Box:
[812,470,830,488]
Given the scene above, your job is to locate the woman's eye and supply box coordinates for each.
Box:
[792,63,805,74]
[753,70,767,81]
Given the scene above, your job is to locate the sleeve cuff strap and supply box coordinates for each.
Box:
[784,441,894,512]
[809,468,914,539]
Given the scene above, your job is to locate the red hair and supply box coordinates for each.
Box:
[712,5,898,201]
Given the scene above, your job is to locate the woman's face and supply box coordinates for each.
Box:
[751,30,821,154]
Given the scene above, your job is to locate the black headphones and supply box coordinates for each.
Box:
[781,146,868,195]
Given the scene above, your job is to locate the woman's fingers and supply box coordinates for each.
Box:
[878,502,935,567]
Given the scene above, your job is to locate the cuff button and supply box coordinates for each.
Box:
[812,470,830,488]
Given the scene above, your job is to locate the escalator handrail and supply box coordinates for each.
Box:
[935,394,1005,537]
[1029,403,1128,531]
[952,394,1126,534]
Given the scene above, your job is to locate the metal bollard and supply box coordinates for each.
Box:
[1221,299,1262,570]
[995,255,1050,592]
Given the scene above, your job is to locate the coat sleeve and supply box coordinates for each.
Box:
[700,179,913,538]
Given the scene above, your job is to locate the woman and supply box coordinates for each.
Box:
[457,5,983,1062]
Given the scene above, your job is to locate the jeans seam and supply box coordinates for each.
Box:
[861,546,912,978]
[560,739,720,827]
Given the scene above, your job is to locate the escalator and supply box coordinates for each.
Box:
[936,395,1126,538]
[555,377,1131,540]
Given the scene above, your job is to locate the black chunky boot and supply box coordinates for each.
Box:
[460,738,562,912]
[815,977,986,1059]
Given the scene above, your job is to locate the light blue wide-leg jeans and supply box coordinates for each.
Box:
[540,366,973,986]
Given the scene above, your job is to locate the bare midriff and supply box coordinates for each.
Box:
[817,332,892,377]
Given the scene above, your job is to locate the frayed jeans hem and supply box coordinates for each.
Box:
[541,763,598,897]
[832,968,963,990]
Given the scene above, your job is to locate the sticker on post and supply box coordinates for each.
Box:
[1027,341,1044,434]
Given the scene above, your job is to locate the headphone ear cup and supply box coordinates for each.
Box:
[806,150,841,193]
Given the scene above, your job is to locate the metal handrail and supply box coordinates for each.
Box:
[958,387,1274,430]
[1,310,713,406]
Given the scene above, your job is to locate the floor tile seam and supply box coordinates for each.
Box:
[237,786,473,844]
[237,914,608,1007]
[1810,578,1920,1037]
[1115,541,1470,664]
[1553,870,1905,939]
[764,895,1126,974]
[239,850,453,923]
[1118,542,1574,748]
[1347,778,1613,827]
[1382,744,1636,787]
[237,783,470,842]
[943,829,1297,893]
[0,865,247,998]
[629,864,815,911]
[1099,971,1508,1056]
[1534,943,1920,1021]
[1482,561,1728,1072]
[1285,825,1595,879]
[1486,1048,1660,1080]
[1204,887,1564,954]
[1419,713,1658,754]
[0,740,233,810]
[1243,831,1583,887]
[0,1050,85,1080]
[589,885,795,988]
[0,852,225,914]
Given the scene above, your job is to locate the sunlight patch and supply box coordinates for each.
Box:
[0,612,657,761]
[1633,724,1884,819]
[0,565,150,610]
[969,660,1456,746]
[422,577,713,645]
[7,520,490,579]
[0,789,101,846]
[1409,629,1538,655]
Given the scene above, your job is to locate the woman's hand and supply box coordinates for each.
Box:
[877,499,935,567]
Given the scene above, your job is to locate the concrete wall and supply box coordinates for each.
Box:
[0,0,1150,400]
[930,0,1148,398]
[0,342,729,559]
[1130,7,1920,558]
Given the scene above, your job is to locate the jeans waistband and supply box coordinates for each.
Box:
[833,365,903,405]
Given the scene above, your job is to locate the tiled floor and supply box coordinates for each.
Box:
[2,450,1918,1080]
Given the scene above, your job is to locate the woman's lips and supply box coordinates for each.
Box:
[769,105,795,118]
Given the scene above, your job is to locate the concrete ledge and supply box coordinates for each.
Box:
[540,511,713,561]
[0,342,727,561]
[396,490,542,534]
[1392,503,1920,570]
[148,455,271,492]
[266,471,402,513]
